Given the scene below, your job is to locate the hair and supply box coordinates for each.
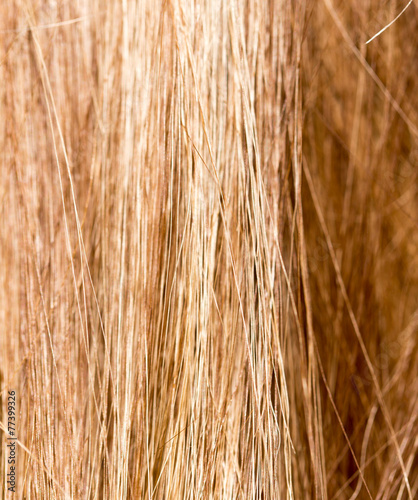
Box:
[1,0,417,498]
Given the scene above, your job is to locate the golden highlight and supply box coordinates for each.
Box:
[0,1,417,498]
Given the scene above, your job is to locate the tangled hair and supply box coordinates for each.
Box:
[1,1,417,498]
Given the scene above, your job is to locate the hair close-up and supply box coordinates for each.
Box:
[0,1,417,499]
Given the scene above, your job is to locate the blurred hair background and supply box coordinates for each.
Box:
[0,0,417,498]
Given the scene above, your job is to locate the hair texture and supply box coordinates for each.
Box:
[0,0,417,498]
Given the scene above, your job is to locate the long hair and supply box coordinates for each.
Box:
[1,1,417,498]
